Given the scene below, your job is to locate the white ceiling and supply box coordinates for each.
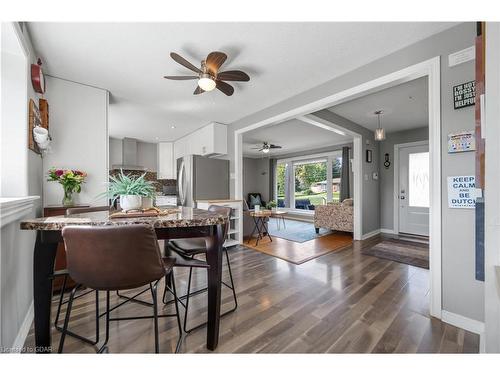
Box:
[329,76,428,133]
[27,22,453,143]
[243,118,351,157]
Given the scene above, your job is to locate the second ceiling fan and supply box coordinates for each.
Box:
[164,51,250,96]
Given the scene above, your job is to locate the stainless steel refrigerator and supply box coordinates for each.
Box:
[177,155,230,207]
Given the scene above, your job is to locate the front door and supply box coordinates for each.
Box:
[398,143,429,236]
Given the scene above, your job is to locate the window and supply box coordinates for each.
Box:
[276,162,287,208]
[293,160,327,210]
[275,150,344,211]
[331,155,342,203]
[408,152,430,207]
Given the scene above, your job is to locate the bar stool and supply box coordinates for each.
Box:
[53,206,109,346]
[58,224,182,353]
[166,205,237,333]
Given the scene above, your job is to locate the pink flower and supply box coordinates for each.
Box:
[55,170,64,177]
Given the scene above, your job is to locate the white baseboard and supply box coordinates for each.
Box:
[11,301,34,353]
[380,228,395,234]
[361,229,381,240]
[442,310,485,336]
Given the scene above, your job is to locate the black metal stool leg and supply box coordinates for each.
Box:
[54,274,68,328]
[150,283,160,353]
[169,272,183,353]
[225,248,238,312]
[183,266,194,333]
[58,284,80,353]
[97,291,110,353]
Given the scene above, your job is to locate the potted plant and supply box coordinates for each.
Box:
[47,168,87,206]
[104,170,156,211]
[266,200,277,211]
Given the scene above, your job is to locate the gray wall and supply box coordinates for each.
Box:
[109,138,158,172]
[227,23,483,322]
[379,127,429,230]
[243,157,270,203]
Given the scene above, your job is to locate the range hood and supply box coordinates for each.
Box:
[111,137,146,171]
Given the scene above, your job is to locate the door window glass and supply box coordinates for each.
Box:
[408,152,429,207]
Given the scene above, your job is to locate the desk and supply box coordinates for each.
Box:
[20,207,227,353]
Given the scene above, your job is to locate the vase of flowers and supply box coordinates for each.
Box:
[103,170,156,211]
[47,168,87,207]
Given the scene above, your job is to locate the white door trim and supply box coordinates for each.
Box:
[393,140,429,236]
[234,56,441,318]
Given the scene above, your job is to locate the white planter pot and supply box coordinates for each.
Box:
[120,195,142,211]
[142,197,153,209]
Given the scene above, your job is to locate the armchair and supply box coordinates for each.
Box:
[314,198,353,233]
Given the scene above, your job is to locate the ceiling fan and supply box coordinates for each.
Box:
[163,51,250,96]
[252,142,282,153]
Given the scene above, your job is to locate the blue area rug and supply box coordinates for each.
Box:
[267,218,331,243]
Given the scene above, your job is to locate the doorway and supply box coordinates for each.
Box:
[234,56,441,318]
[396,141,430,237]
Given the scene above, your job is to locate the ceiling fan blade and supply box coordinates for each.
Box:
[170,52,202,74]
[206,51,227,75]
[270,145,282,149]
[193,86,205,95]
[217,70,250,82]
[216,80,234,96]
[163,75,199,80]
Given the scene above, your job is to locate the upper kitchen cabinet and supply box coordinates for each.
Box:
[157,142,175,179]
[174,122,227,160]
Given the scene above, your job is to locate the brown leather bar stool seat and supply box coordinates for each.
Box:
[166,205,238,333]
[58,224,182,353]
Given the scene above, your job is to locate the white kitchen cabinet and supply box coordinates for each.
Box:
[173,122,227,160]
[157,142,174,179]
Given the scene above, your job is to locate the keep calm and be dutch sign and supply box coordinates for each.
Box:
[447,175,477,208]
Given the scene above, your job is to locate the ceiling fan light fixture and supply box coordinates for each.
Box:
[198,73,216,91]
[262,147,270,153]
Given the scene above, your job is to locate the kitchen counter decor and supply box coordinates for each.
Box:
[104,169,156,211]
[109,206,181,218]
[47,168,87,206]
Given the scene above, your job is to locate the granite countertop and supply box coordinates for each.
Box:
[20,206,227,231]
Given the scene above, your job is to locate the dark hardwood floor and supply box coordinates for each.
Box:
[24,235,479,353]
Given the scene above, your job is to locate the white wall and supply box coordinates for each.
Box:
[43,77,109,206]
[484,22,500,353]
[1,23,29,197]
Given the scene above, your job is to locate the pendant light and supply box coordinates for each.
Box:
[374,110,386,141]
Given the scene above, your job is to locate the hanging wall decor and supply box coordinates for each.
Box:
[384,153,391,169]
[453,81,475,109]
[366,149,373,163]
[448,130,476,153]
[28,99,42,154]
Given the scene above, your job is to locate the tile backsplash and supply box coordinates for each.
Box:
[109,169,176,194]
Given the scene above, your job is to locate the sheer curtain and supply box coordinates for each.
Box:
[340,146,350,202]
